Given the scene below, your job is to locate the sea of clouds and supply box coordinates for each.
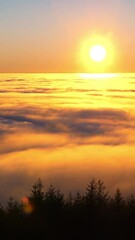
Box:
[0,73,135,203]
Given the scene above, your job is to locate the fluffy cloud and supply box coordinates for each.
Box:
[0,74,135,203]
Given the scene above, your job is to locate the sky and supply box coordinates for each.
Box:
[0,0,135,73]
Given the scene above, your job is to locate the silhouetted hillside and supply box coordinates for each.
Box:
[0,178,135,240]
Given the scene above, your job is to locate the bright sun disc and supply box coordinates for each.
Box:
[90,45,107,62]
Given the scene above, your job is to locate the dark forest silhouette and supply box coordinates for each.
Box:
[0,178,135,240]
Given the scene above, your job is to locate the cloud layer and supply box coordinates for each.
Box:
[0,73,135,203]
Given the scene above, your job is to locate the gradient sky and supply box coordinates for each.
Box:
[0,0,135,73]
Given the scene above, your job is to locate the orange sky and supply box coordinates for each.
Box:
[0,0,135,73]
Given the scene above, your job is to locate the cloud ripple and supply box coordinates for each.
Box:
[0,106,134,155]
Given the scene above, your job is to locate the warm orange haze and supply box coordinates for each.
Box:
[0,0,135,203]
[1,73,135,203]
[0,0,135,73]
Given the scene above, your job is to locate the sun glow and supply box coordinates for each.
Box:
[90,45,107,62]
[78,34,116,72]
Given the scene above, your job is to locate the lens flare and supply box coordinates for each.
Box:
[22,197,34,215]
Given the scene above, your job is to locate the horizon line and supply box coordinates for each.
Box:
[0,72,135,74]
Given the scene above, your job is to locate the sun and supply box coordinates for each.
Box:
[90,45,107,62]
[78,34,116,72]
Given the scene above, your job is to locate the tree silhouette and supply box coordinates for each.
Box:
[113,188,125,209]
[127,194,135,209]
[29,178,44,205]
[96,180,109,206]
[44,185,64,210]
[74,191,83,207]
[85,178,97,206]
[28,178,45,212]
[0,177,134,239]
[66,191,74,207]
[7,196,21,216]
